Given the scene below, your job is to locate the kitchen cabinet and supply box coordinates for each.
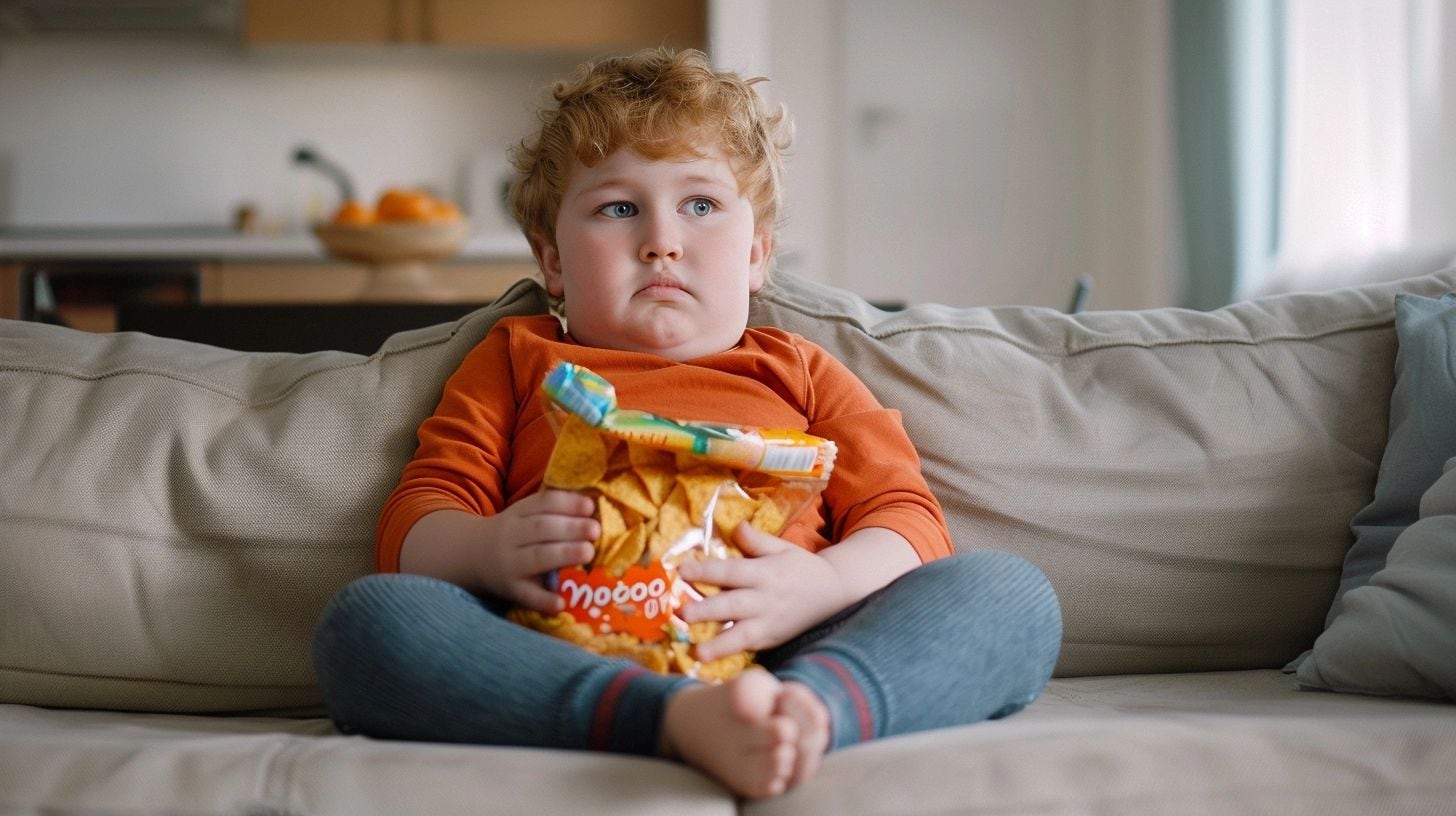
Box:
[0,264,20,321]
[200,260,537,304]
[1,225,537,330]
[0,259,537,332]
[244,0,414,43]
[245,0,707,51]
[425,0,706,50]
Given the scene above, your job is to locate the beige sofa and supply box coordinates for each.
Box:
[3,268,1455,815]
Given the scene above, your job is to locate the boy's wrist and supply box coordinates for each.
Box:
[819,527,921,603]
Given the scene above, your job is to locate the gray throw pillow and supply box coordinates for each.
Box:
[1296,460,1456,699]
[1293,292,1456,695]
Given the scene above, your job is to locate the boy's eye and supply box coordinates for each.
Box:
[599,202,637,218]
[685,198,714,217]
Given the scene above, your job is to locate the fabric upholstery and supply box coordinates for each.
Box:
[1294,293,1456,698]
[1322,294,1456,623]
[3,269,1455,713]
[0,702,734,816]
[750,269,1456,676]
[747,671,1456,816]
[4,672,1452,816]
[0,280,550,712]
[1296,461,1456,699]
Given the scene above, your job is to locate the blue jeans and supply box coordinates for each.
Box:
[312,551,1062,755]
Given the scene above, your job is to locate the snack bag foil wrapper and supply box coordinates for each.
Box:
[508,361,837,681]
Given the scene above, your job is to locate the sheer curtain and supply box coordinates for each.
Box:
[1273,0,1410,273]
[1252,0,1456,295]
[1177,0,1456,303]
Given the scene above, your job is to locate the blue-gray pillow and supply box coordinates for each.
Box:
[1296,460,1456,698]
[1337,293,1456,605]
[1291,291,1456,690]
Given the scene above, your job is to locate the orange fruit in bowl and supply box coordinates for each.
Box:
[375,188,463,223]
[331,200,376,225]
[373,188,439,222]
[432,200,462,221]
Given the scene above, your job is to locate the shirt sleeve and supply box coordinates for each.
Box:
[797,339,954,563]
[375,324,519,572]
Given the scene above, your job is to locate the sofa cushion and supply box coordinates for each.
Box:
[1322,293,1456,621]
[0,280,550,713]
[746,671,1456,816]
[749,268,1456,676]
[1294,292,1456,699]
[1285,291,1456,673]
[5,672,1452,816]
[1296,461,1456,699]
[0,703,736,816]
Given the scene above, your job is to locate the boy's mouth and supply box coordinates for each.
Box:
[637,274,689,299]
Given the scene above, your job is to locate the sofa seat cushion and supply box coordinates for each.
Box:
[747,670,1456,816]
[0,703,735,816]
[4,672,1451,816]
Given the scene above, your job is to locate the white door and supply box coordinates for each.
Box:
[834,0,1176,309]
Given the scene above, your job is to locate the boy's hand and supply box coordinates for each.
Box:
[676,523,852,662]
[474,489,598,613]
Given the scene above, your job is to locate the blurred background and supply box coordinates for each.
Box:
[2,0,1455,337]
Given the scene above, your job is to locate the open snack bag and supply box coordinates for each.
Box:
[508,362,836,682]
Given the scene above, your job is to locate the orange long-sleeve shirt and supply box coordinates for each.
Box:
[376,315,952,572]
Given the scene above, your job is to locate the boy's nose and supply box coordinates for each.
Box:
[639,216,683,263]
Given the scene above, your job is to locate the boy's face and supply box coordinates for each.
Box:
[534,144,771,361]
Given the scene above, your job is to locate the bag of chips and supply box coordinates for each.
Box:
[507,361,836,681]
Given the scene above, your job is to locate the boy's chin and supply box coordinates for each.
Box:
[565,306,747,360]
[626,322,745,361]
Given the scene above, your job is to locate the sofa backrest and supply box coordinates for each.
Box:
[2,269,1454,713]
[751,267,1455,676]
[0,282,549,713]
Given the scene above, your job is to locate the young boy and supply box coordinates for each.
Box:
[312,48,1061,800]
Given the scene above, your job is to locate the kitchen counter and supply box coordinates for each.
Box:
[0,225,540,326]
[0,225,533,262]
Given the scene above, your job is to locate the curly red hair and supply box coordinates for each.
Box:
[509,48,792,262]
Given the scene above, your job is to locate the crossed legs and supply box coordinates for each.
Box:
[312,551,1061,798]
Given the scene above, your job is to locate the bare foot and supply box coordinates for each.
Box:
[661,670,799,799]
[778,681,831,789]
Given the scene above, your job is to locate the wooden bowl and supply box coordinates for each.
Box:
[312,220,470,265]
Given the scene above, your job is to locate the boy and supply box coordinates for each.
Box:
[313,48,1061,799]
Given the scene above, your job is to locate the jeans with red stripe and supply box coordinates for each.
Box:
[312,550,1061,756]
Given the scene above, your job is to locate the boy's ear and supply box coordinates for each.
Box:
[748,228,773,293]
[530,233,565,296]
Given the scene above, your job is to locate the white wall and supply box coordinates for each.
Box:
[716,0,1179,309]
[711,0,840,293]
[0,36,578,229]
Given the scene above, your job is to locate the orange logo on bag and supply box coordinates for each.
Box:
[556,562,677,642]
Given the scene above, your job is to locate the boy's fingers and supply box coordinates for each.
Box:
[697,620,758,660]
[731,522,790,556]
[535,489,596,517]
[549,515,600,544]
[512,580,565,614]
[683,588,757,624]
[518,540,594,575]
[678,554,754,587]
[519,513,598,546]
